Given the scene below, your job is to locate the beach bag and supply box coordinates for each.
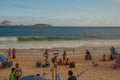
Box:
[45,61,50,67]
[15,68,22,76]
[36,61,42,67]
[69,61,75,68]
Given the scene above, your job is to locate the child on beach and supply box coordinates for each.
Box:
[103,54,106,61]
[9,68,16,80]
[14,63,22,80]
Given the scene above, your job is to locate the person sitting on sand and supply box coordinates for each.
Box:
[58,58,63,65]
[109,54,114,60]
[66,58,70,65]
[103,54,106,61]
[68,70,77,80]
[9,68,16,80]
[85,50,92,60]
[6,59,13,68]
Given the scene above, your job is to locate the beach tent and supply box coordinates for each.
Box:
[0,55,7,62]
[20,75,47,80]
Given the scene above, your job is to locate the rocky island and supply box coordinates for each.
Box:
[0,20,15,26]
[0,20,52,27]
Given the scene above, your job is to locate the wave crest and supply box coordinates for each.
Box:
[0,37,17,42]
[18,36,79,41]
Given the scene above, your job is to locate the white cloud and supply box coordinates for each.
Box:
[113,0,120,3]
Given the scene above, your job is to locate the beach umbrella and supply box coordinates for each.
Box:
[0,55,7,62]
[0,52,4,54]
[20,75,47,80]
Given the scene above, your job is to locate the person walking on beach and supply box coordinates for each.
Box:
[68,70,77,80]
[12,48,16,59]
[7,48,12,59]
[9,68,16,80]
[14,63,22,80]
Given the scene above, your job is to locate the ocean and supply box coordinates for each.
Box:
[0,26,120,49]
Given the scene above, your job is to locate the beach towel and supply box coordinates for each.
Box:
[99,59,112,62]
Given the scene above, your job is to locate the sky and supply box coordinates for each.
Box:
[0,0,120,26]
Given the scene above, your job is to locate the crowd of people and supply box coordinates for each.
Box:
[9,63,22,80]
[3,46,120,80]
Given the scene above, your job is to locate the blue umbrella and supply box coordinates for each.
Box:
[0,55,7,62]
[20,75,47,80]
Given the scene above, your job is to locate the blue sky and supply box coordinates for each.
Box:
[0,0,120,26]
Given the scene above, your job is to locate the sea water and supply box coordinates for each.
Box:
[0,26,120,49]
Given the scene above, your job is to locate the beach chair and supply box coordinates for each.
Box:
[1,62,7,68]
[7,61,13,68]
[91,59,99,67]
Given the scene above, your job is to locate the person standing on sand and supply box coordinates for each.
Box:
[63,51,67,62]
[15,63,22,80]
[45,49,49,61]
[84,49,92,60]
[68,70,77,80]
[7,48,12,59]
[110,46,116,54]
[9,68,16,80]
[12,48,16,59]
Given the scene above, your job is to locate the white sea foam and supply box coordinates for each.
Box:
[0,40,120,49]
[0,37,17,42]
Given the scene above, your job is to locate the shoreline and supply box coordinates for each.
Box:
[0,46,120,55]
[1,39,120,49]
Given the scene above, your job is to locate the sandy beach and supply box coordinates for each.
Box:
[0,46,120,80]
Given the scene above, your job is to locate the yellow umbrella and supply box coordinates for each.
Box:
[0,52,4,54]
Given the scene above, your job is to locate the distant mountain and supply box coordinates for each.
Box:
[32,24,52,27]
[0,20,53,27]
[0,20,15,26]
